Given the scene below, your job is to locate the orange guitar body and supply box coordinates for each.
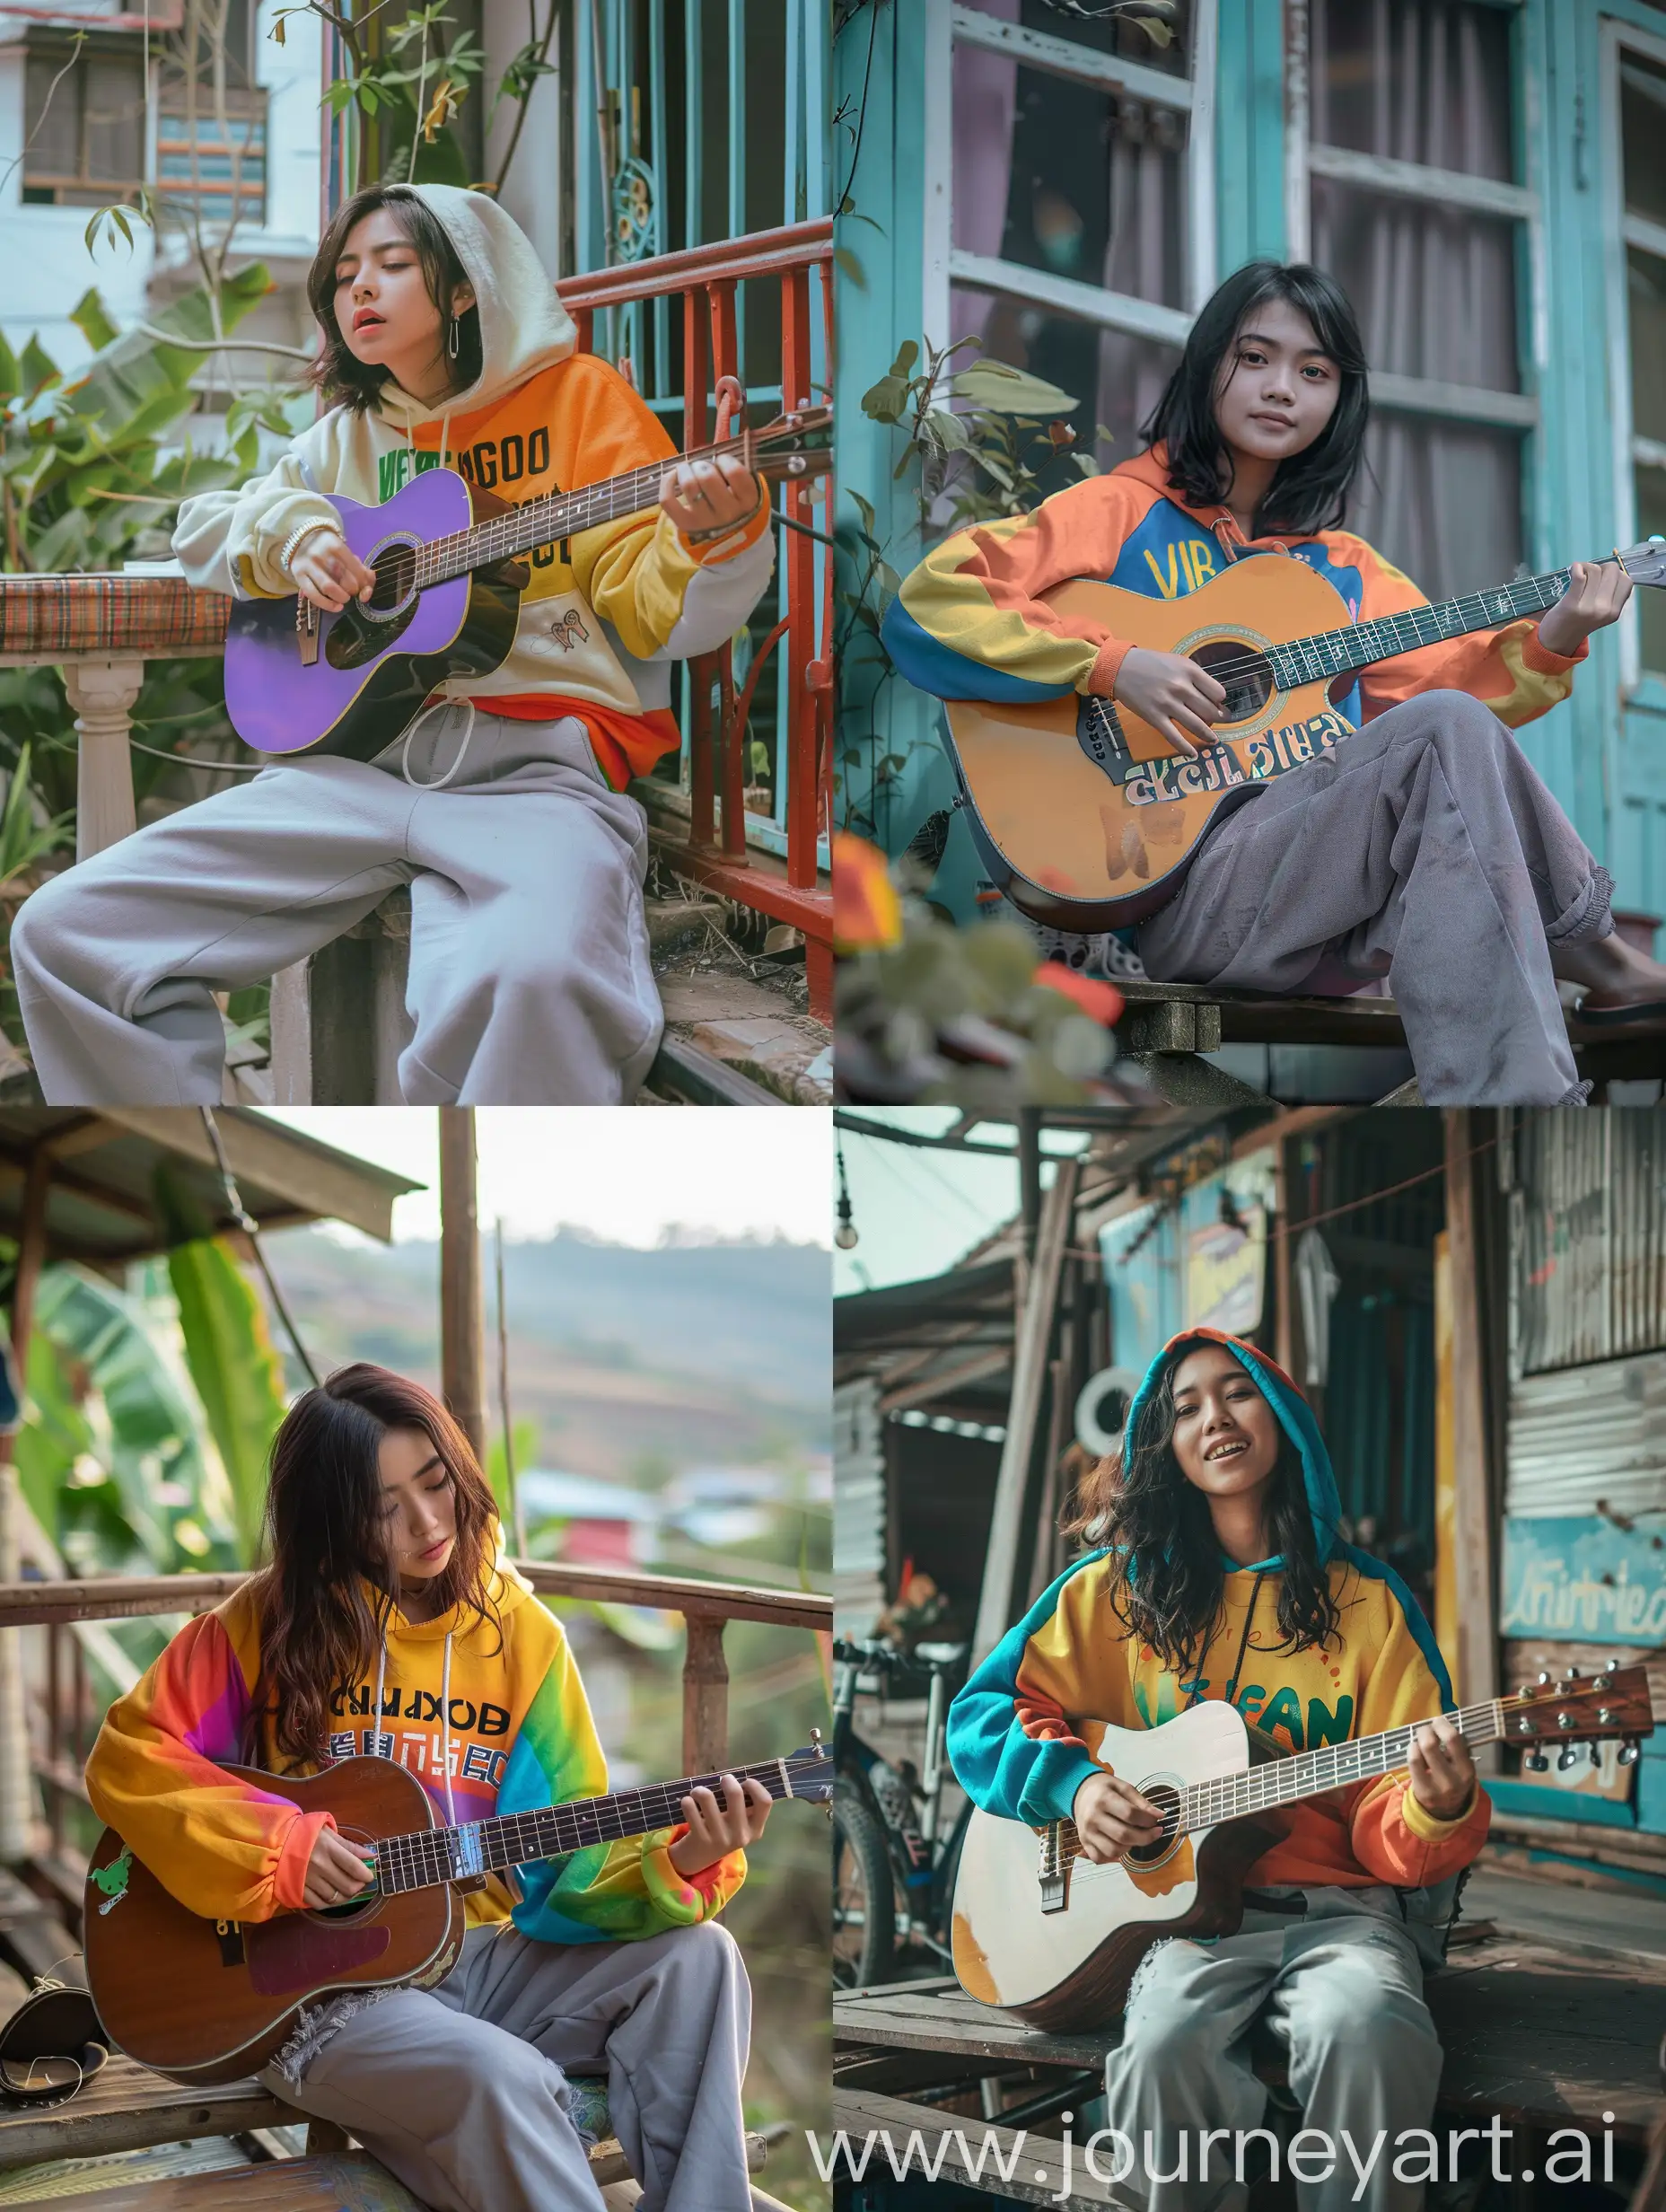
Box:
[83,1757,464,2085]
[941,557,1359,929]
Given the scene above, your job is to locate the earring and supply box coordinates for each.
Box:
[447,314,460,360]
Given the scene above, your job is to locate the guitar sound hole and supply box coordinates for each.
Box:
[1190,637,1273,724]
[1124,1782,1181,1866]
[368,545,419,613]
[324,593,419,671]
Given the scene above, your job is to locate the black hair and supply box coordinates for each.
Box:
[1063,1339,1343,1677]
[307,185,482,413]
[1140,260,1371,539]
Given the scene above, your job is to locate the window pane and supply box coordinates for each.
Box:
[1347,416,1522,605]
[24,48,83,181]
[1634,467,1666,675]
[949,282,1179,503]
[1630,245,1666,447]
[1311,0,1513,181]
[958,0,1191,77]
[1621,52,1666,227]
[1311,178,1519,393]
[84,54,145,186]
[951,34,1187,311]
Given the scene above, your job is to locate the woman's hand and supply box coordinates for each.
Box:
[1538,558,1632,657]
[667,1773,773,1876]
[290,531,378,612]
[1070,1769,1165,1864]
[1407,1715,1477,1821]
[302,1826,379,1909]
[1109,645,1226,761]
[660,454,763,541]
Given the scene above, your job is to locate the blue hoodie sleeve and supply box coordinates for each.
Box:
[947,1557,1111,1828]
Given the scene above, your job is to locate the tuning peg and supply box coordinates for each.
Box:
[1524,1747,1550,1772]
[1589,1742,1601,1769]
[1619,1741,1641,1767]
[1557,1742,1582,1771]
[1537,1671,1553,1687]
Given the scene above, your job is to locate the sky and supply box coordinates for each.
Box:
[259,1109,832,1247]
[834,1110,1074,1296]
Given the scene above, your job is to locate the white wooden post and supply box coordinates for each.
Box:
[63,656,144,860]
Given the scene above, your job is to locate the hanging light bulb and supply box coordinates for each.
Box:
[836,1141,859,1251]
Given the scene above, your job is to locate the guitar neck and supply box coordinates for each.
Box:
[1266,568,1572,690]
[414,430,763,590]
[1177,1698,1504,1836]
[375,1753,812,1895]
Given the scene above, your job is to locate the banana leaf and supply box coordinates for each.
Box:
[62,263,274,449]
[167,1236,286,1568]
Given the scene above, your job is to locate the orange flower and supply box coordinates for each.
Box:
[1032,964,1125,1026]
[833,831,903,952]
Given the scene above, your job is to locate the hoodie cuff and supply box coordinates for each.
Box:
[675,489,774,568]
[1523,626,1589,674]
[1022,1746,1106,1829]
[1400,1780,1479,1843]
[271,1807,338,1913]
[641,1826,713,1924]
[1086,636,1131,698]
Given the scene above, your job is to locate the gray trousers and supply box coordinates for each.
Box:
[1103,1889,1443,2212]
[257,1918,752,2212]
[11,711,662,1106]
[1136,689,1611,1105]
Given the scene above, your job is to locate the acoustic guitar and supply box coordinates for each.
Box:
[949,1665,1654,2031]
[83,1740,831,2083]
[222,405,830,763]
[940,539,1666,929]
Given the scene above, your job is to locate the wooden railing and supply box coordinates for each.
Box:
[0,217,836,1049]
[0,1563,832,1863]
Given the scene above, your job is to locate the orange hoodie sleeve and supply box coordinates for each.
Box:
[83,1597,338,1924]
[1341,534,1586,729]
[1344,1589,1491,1888]
[550,354,772,661]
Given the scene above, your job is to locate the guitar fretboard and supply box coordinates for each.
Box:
[1263,569,1572,691]
[371,1753,819,1897]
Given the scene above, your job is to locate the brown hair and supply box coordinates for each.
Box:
[247,1363,504,1769]
[307,185,482,412]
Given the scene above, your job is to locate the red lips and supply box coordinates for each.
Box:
[352,309,384,332]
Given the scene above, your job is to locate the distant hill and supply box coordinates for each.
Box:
[259,1227,830,1480]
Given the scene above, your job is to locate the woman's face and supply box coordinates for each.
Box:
[332,207,473,376]
[1212,295,1341,471]
[1167,1343,1282,1501]
[377,1425,458,1587]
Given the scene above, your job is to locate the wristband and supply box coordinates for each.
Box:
[277,519,335,579]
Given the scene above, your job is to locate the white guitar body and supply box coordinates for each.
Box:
[950,1700,1278,2031]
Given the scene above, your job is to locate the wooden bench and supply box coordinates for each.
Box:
[833,1938,1666,2202]
[1112,979,1665,1105]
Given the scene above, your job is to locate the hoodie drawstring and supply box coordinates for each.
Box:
[399,696,477,789]
[367,1620,456,1827]
[1187,1565,1268,1713]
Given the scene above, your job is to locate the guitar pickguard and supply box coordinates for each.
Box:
[243,1914,391,1997]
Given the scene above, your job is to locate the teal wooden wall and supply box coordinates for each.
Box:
[836,0,1666,947]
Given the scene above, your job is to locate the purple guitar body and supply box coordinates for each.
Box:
[223,468,526,761]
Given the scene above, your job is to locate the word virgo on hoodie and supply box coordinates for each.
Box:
[936,537,1666,930]
[222,406,830,766]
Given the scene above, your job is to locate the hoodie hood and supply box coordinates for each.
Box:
[1123,1327,1344,1571]
[372,185,578,428]
[1111,441,1295,557]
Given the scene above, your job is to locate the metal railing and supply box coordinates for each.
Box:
[0,218,836,1051]
[0,1562,833,1864]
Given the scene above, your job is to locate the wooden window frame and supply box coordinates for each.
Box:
[1600,12,1666,689]
[22,31,148,204]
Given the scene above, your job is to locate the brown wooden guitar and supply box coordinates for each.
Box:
[83,1740,831,2083]
[949,1665,1653,2031]
[940,540,1666,929]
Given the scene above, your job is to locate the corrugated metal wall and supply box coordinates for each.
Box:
[833,1377,886,1637]
[1514,1110,1666,1374]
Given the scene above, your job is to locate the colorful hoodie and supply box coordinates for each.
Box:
[172,186,774,789]
[881,444,1584,736]
[947,1330,1490,1894]
[83,1531,745,1938]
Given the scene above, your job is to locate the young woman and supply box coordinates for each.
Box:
[84,1365,771,2212]
[948,1330,1486,2212]
[13,183,774,1107]
[882,260,1666,1105]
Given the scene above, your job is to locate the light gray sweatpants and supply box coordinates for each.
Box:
[1103,1887,1445,2212]
[1136,689,1611,1105]
[11,709,662,1105]
[257,1917,752,2212]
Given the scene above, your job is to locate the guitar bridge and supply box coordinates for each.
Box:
[1037,1821,1069,1915]
[1077,696,1131,784]
[296,597,320,666]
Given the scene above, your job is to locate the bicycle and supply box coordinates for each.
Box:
[830,1636,973,1989]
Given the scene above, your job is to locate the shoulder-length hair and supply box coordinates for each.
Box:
[247,1363,504,1769]
[1140,260,1371,539]
[1060,1348,1341,1677]
[307,185,483,413]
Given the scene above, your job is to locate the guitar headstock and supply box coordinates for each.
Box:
[785,1735,835,1804]
[1502,1661,1654,1774]
[750,403,833,486]
[1617,536,1666,589]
